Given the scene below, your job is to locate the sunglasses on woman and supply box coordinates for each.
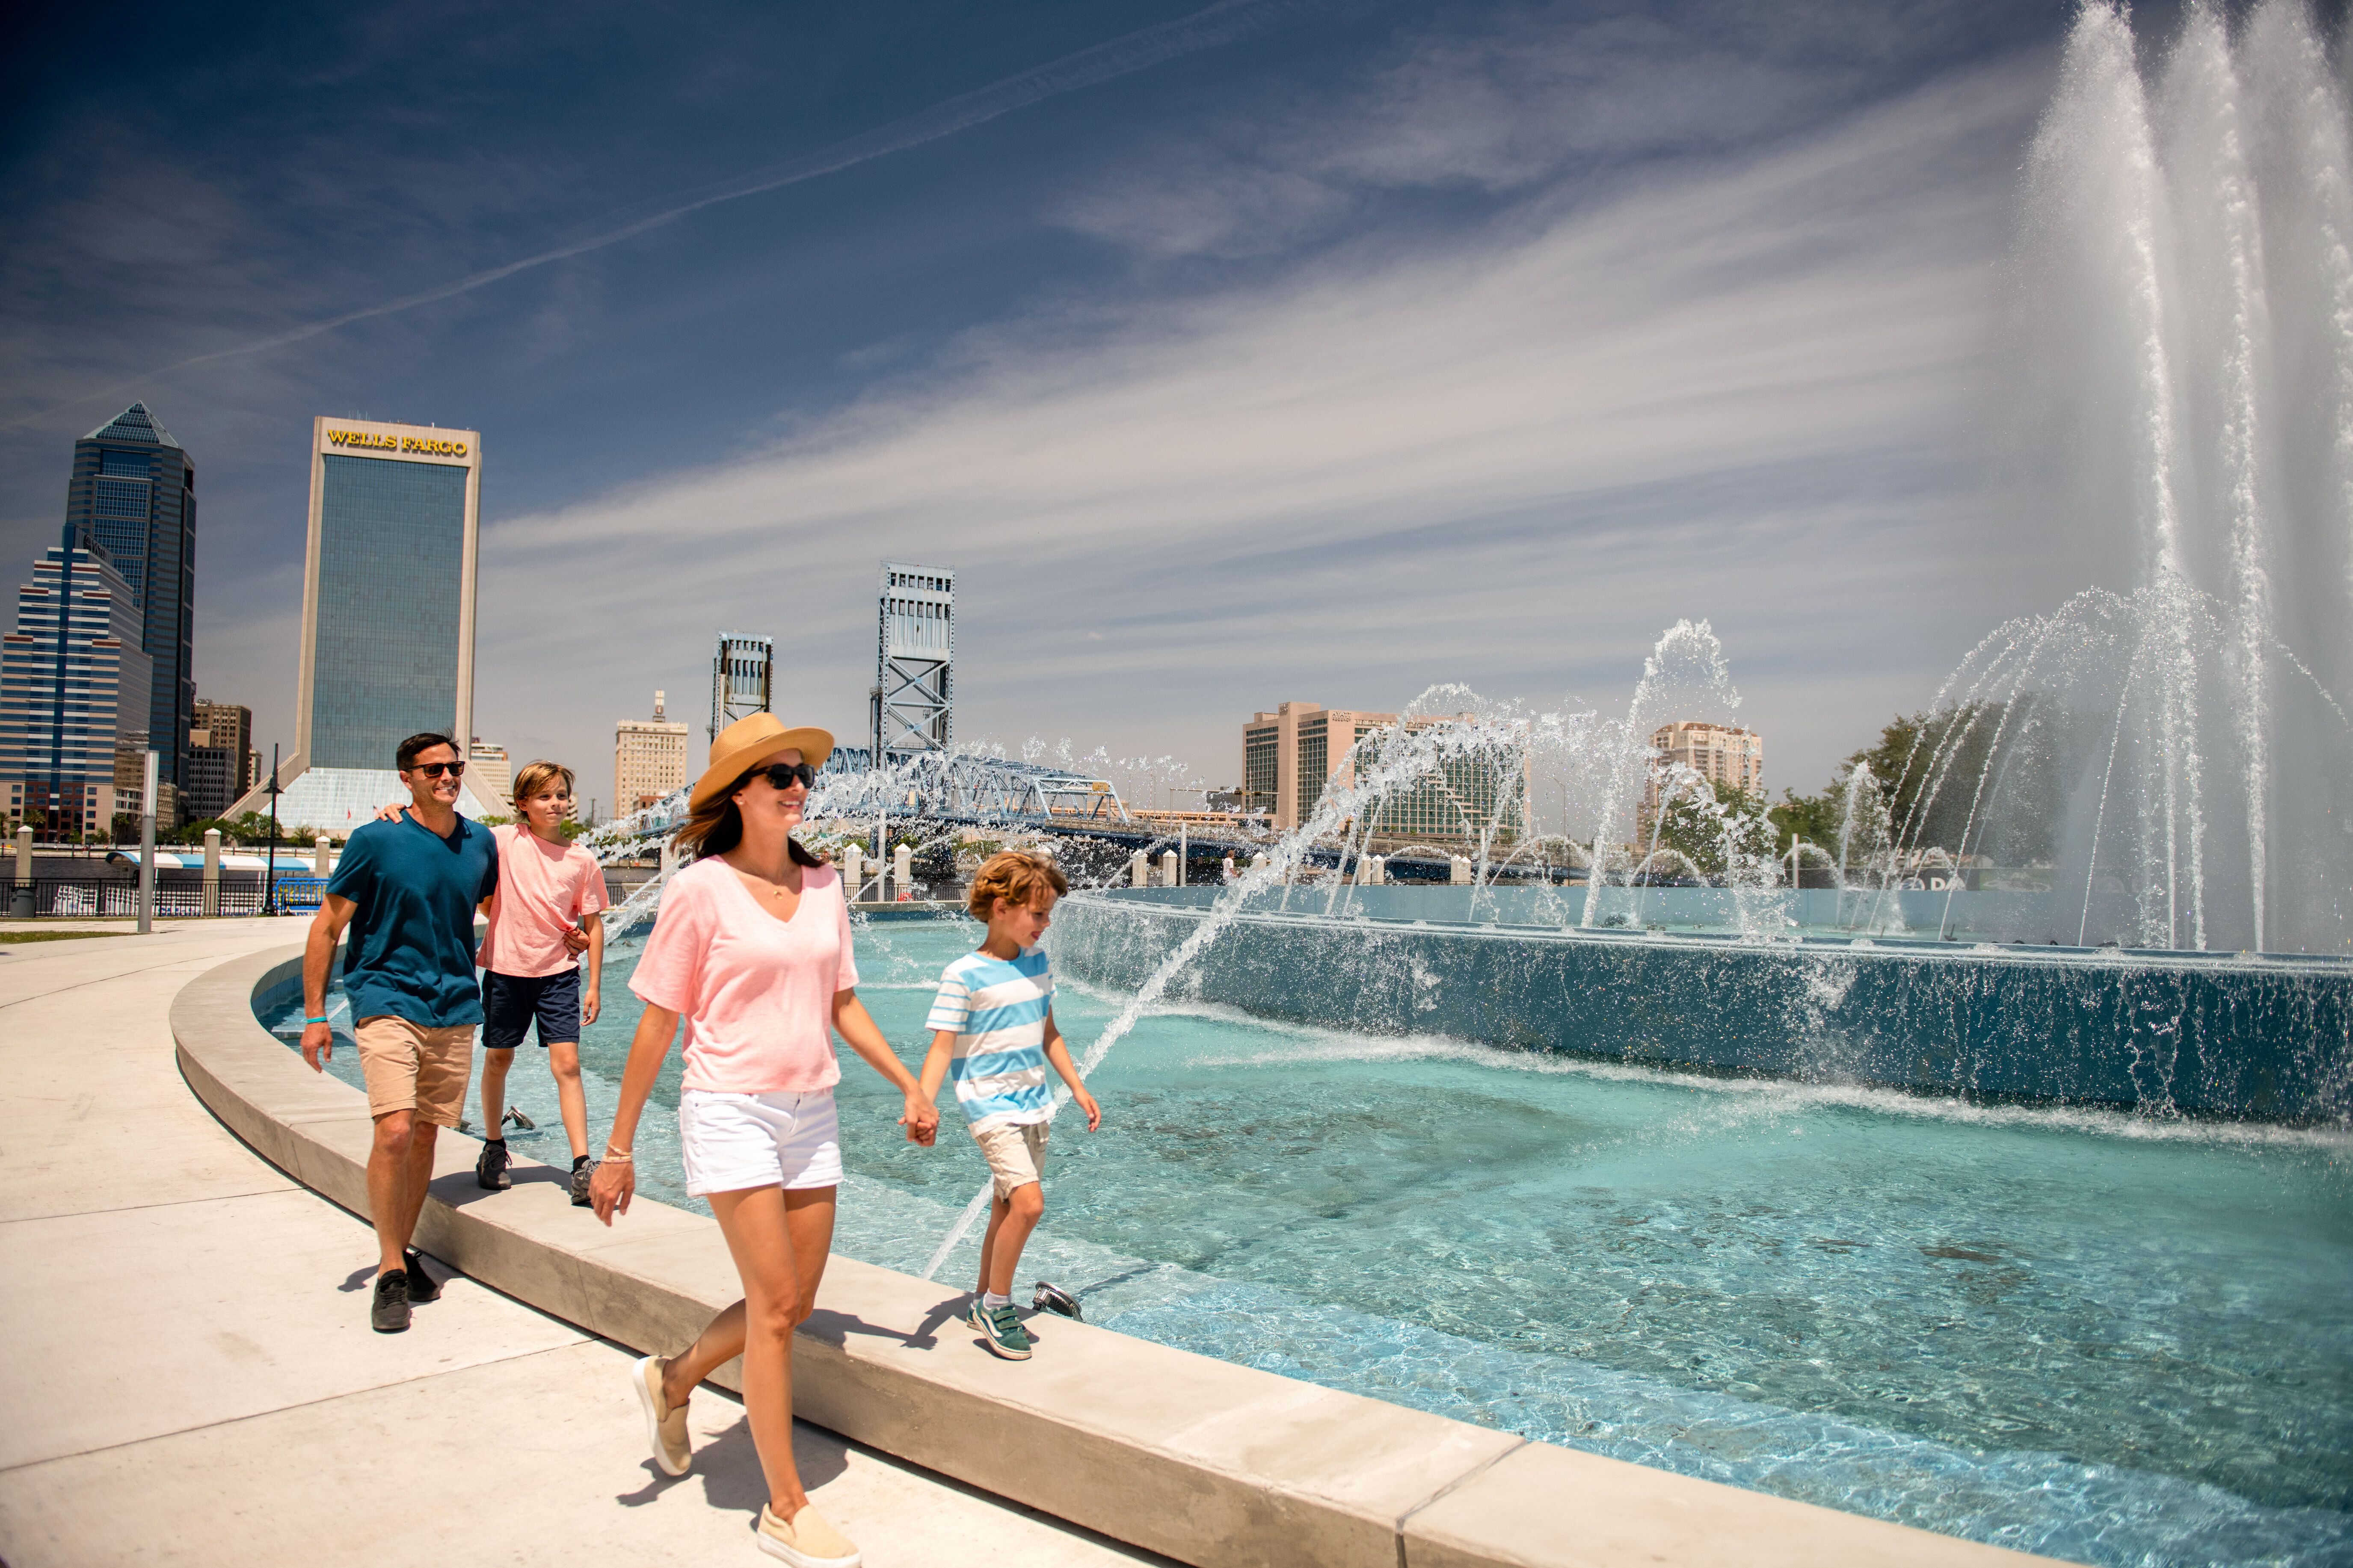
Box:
[749,761,817,790]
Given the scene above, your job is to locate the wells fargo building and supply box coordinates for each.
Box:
[233,417,490,830]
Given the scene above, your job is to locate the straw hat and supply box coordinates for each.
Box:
[692,714,834,811]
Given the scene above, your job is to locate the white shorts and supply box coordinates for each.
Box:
[679,1088,842,1197]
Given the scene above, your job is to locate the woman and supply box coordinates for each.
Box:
[590,713,937,1568]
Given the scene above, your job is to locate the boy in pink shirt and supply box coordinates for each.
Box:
[474,760,608,1204]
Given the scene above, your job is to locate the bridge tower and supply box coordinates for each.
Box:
[871,562,954,767]
[710,631,773,745]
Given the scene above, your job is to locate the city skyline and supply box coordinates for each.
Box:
[0,2,2210,811]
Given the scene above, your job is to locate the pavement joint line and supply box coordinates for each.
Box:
[0,1337,593,1479]
[0,1184,301,1226]
[0,947,293,1012]
[1391,1434,1531,1567]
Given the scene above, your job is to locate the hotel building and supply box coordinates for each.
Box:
[468,738,513,808]
[231,416,494,834]
[1242,701,1525,841]
[62,404,195,787]
[0,544,151,837]
[616,690,690,812]
[1643,721,1764,821]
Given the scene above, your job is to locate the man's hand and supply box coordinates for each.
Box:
[1073,1088,1102,1132]
[900,1094,939,1146]
[589,1160,634,1225]
[300,1021,333,1071]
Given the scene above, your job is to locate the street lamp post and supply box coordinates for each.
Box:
[264,743,283,917]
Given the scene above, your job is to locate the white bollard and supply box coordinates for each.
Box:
[839,843,863,900]
[313,834,332,876]
[14,823,33,917]
[1130,850,1149,888]
[893,842,913,901]
[1159,850,1179,887]
[1449,853,1472,885]
[1369,855,1386,885]
[202,828,221,918]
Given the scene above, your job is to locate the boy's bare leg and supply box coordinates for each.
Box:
[661,1188,834,1416]
[984,1182,1044,1298]
[974,1190,1009,1300]
[479,1047,514,1136]
[367,1111,439,1274]
[548,1040,590,1160]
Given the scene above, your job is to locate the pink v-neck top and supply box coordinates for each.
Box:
[628,856,859,1094]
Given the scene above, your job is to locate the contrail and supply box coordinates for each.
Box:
[14,0,1379,429]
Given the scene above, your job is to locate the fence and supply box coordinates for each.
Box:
[7,873,276,919]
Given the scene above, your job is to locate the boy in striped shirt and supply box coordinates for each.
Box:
[917,850,1100,1361]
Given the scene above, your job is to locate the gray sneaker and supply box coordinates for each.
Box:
[370,1269,411,1333]
[476,1138,512,1190]
[570,1158,597,1207]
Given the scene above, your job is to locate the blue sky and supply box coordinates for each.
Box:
[1,0,2194,811]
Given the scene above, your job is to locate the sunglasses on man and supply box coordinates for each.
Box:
[749,761,818,791]
[409,760,466,779]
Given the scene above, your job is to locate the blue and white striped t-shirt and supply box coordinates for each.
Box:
[926,945,1054,1133]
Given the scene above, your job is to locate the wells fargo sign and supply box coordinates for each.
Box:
[325,428,470,458]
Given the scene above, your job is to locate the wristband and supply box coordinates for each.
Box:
[601,1148,634,1163]
[303,1015,329,1024]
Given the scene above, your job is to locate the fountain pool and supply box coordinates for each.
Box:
[262,916,2351,1567]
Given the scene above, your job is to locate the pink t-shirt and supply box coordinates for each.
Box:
[481,824,610,978]
[628,857,859,1095]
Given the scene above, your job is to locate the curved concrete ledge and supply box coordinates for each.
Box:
[173,943,2055,1568]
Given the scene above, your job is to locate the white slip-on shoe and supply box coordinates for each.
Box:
[633,1355,691,1476]
[755,1503,861,1567]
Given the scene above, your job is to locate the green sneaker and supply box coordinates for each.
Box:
[975,1301,1032,1361]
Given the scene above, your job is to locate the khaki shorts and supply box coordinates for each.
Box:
[973,1120,1049,1198]
[354,1015,475,1127]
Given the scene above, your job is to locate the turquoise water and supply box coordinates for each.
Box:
[266,917,2353,1565]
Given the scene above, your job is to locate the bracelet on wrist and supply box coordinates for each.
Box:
[601,1149,634,1163]
[303,1015,329,1024]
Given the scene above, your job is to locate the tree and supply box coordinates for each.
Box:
[1652,778,1774,879]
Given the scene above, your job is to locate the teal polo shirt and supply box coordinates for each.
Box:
[326,812,501,1027]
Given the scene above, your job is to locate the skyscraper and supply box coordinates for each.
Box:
[231,416,493,834]
[64,403,194,787]
[616,690,690,813]
[0,544,151,837]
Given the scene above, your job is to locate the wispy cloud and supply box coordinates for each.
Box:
[469,56,2046,791]
[4,0,1393,430]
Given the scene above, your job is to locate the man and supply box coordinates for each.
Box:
[300,733,500,1333]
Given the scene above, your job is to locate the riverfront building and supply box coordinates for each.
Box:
[185,698,255,822]
[1243,701,1525,842]
[616,690,690,812]
[468,738,512,808]
[231,416,495,834]
[0,544,152,837]
[63,403,196,787]
[1643,721,1764,822]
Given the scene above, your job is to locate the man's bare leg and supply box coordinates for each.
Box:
[368,1110,424,1275]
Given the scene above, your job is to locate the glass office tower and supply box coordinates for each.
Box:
[232,417,488,834]
[0,544,151,837]
[62,403,194,787]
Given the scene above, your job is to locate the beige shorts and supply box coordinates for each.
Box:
[354,1016,475,1127]
[973,1120,1049,1198]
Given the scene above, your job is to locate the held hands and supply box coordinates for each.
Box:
[299,1021,333,1071]
[588,1159,634,1225]
[900,1094,940,1146]
[563,926,591,957]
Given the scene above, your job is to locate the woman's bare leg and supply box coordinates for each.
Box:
[662,1186,837,1510]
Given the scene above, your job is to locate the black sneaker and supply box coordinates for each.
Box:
[476,1138,512,1190]
[371,1269,411,1333]
[569,1157,596,1207]
[402,1248,441,1302]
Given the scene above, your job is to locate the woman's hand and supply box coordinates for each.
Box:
[589,1158,635,1224]
[900,1094,939,1146]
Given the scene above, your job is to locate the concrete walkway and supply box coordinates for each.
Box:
[0,922,1160,1567]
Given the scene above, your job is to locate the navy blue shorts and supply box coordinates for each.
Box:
[481,968,583,1050]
